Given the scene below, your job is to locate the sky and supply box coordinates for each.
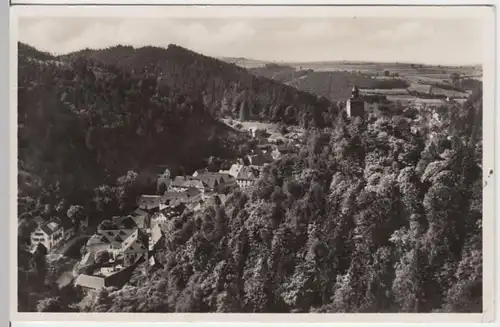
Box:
[18,17,484,65]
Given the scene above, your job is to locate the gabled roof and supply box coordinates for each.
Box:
[171,176,208,189]
[129,214,147,229]
[125,209,150,229]
[193,174,219,189]
[184,179,206,189]
[163,191,188,203]
[228,164,244,178]
[121,229,148,254]
[87,229,136,249]
[216,173,234,183]
[236,166,260,181]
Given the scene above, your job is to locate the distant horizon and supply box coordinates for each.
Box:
[20,41,483,69]
[18,17,485,66]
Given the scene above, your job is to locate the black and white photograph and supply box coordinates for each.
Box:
[12,5,494,319]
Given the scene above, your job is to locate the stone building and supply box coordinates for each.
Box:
[346,85,366,118]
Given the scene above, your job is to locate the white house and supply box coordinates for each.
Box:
[30,219,64,252]
[234,166,260,189]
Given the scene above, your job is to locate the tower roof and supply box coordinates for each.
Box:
[351,85,360,99]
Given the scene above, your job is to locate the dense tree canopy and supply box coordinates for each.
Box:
[64,87,482,313]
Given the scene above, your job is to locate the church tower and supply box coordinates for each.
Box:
[346,85,366,119]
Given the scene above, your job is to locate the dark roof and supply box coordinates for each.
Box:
[195,176,218,189]
[39,220,62,236]
[185,187,202,197]
[163,191,188,202]
[277,145,293,152]
[236,166,259,181]
[247,153,273,166]
[121,229,148,254]
[33,216,46,226]
[137,195,164,209]
[87,229,136,249]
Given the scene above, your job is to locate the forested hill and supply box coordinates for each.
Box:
[76,88,483,313]
[18,42,245,205]
[60,44,337,127]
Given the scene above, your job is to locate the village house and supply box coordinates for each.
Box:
[113,208,151,230]
[150,202,187,229]
[169,172,233,194]
[119,229,149,267]
[84,226,151,267]
[30,218,65,252]
[137,195,168,211]
[220,164,243,179]
[234,165,260,189]
[246,152,273,166]
[163,188,201,206]
[195,172,236,193]
[170,176,209,193]
[85,228,136,258]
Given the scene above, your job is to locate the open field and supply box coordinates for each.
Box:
[221,57,482,109]
[227,58,482,76]
[360,88,409,95]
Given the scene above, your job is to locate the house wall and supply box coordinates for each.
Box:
[347,99,365,118]
[104,263,138,288]
[30,229,49,251]
[237,180,255,189]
